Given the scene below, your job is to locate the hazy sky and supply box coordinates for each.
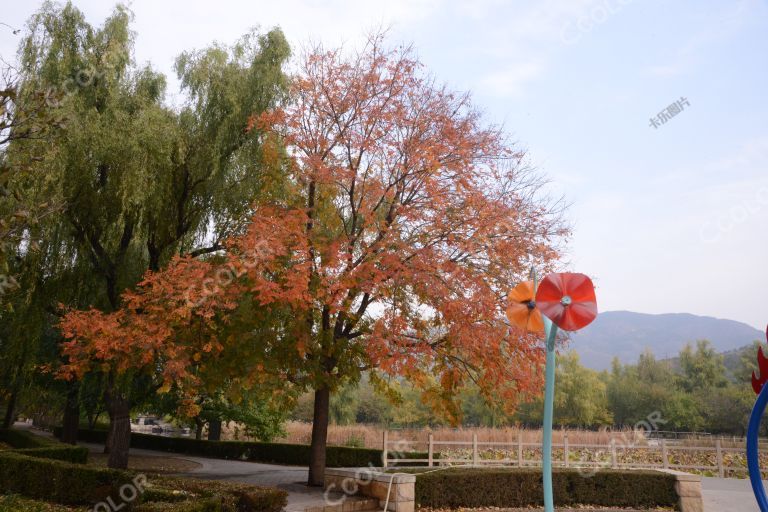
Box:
[2,0,767,329]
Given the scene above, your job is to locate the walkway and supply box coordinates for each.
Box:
[84,443,327,512]
[702,476,761,512]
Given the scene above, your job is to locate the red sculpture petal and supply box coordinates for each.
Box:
[535,272,597,331]
[753,344,768,395]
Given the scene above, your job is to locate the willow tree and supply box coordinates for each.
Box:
[3,1,290,468]
[0,65,65,305]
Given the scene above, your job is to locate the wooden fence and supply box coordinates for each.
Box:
[382,431,765,478]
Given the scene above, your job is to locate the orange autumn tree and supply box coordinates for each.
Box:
[57,213,308,468]
[57,257,232,468]
[244,35,566,485]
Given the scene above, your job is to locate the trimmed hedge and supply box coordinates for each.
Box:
[0,451,287,512]
[0,428,88,464]
[409,467,679,509]
[0,494,80,512]
[55,427,428,467]
[0,451,132,505]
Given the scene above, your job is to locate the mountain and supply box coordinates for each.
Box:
[570,311,764,370]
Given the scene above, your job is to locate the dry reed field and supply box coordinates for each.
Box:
[268,422,643,449]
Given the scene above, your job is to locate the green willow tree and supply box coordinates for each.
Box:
[0,65,64,306]
[2,2,290,468]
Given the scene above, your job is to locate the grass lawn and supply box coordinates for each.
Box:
[86,452,201,473]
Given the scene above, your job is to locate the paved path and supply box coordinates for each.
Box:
[702,476,760,512]
[81,442,325,512]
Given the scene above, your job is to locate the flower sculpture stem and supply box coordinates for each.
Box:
[542,315,559,512]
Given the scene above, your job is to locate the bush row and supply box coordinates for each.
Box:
[55,427,428,467]
[0,451,131,505]
[0,450,287,512]
[0,428,88,464]
[411,467,679,509]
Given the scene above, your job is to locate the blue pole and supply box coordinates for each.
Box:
[747,383,768,511]
[542,316,558,512]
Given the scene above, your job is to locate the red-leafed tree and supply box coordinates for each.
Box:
[59,34,566,484]
[57,212,308,468]
[251,36,566,484]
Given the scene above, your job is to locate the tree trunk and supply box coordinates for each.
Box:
[308,386,330,486]
[208,419,222,441]
[1,387,18,429]
[105,394,131,469]
[2,347,28,429]
[61,382,80,444]
[194,416,205,440]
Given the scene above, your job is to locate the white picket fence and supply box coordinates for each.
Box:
[382,431,765,477]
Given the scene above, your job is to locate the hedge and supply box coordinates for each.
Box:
[409,467,679,509]
[0,428,88,464]
[55,427,429,467]
[0,494,80,512]
[0,451,287,512]
[0,451,132,505]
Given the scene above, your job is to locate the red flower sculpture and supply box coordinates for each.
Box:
[535,272,597,331]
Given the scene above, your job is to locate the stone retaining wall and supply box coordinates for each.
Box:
[324,468,414,512]
[657,469,703,512]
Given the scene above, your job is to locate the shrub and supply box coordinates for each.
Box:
[0,452,287,512]
[0,494,82,512]
[0,429,88,464]
[410,467,678,509]
[0,451,132,505]
[14,446,89,464]
[55,427,430,467]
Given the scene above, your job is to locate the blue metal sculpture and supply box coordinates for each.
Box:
[507,270,597,512]
[748,329,768,511]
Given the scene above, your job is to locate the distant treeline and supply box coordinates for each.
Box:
[291,340,764,435]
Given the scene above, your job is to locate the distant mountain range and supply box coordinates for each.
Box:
[570,311,764,370]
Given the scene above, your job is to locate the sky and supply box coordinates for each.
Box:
[1,0,767,329]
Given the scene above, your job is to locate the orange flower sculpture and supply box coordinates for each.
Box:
[506,280,544,332]
[535,272,597,331]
